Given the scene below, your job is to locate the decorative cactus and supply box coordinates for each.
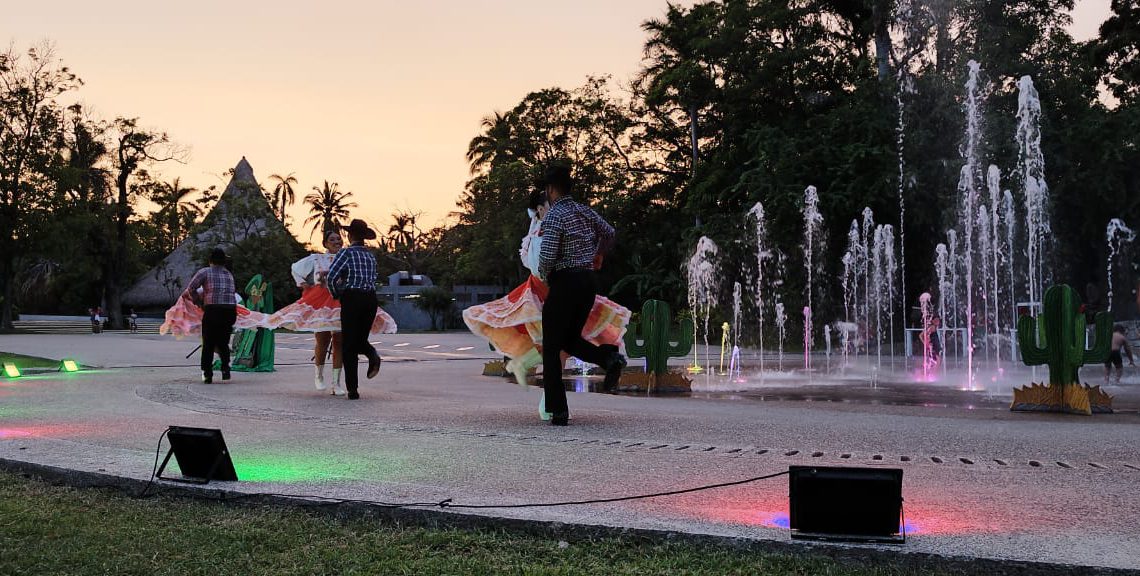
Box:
[1017,284,1111,386]
[623,300,694,375]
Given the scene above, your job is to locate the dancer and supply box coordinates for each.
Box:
[1105,325,1135,384]
[184,247,238,383]
[462,190,630,420]
[536,163,627,426]
[327,219,383,400]
[270,229,397,395]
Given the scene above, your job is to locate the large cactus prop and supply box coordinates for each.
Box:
[623,300,693,375]
[1013,284,1113,414]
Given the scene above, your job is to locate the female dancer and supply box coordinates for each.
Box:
[267,229,397,395]
[462,190,630,418]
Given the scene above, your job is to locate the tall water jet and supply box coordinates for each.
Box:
[841,247,855,366]
[802,186,823,370]
[935,243,949,374]
[872,225,885,369]
[1017,75,1050,315]
[775,301,787,370]
[947,229,960,356]
[882,224,897,361]
[748,202,771,374]
[958,59,984,389]
[732,281,742,350]
[919,292,933,377]
[846,220,861,357]
[686,236,719,373]
[976,204,993,362]
[987,165,1004,365]
[1106,219,1135,312]
[862,208,875,354]
[1003,190,1017,334]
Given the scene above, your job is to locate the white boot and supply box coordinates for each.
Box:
[510,349,541,388]
[314,365,327,391]
[331,368,346,396]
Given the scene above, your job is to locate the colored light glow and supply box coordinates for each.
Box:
[0,428,33,439]
[3,363,20,378]
[61,359,80,372]
[232,452,380,483]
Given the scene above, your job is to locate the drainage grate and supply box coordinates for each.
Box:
[1029,460,1042,467]
[960,458,974,465]
[675,445,690,451]
[811,452,824,458]
[872,455,883,461]
[994,459,1007,466]
[900,456,911,462]
[931,457,943,463]
[784,450,799,456]
[1056,462,1071,469]
[840,453,852,459]
[1088,462,1105,469]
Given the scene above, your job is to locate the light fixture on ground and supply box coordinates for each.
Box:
[2,362,19,378]
[60,359,80,372]
[156,426,238,484]
[788,465,904,543]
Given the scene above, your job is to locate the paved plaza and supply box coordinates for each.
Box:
[1,330,1138,571]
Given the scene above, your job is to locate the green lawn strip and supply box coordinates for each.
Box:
[0,352,58,369]
[0,470,959,576]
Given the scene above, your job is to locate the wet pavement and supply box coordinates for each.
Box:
[1,331,1139,571]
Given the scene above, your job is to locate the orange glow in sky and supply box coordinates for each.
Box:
[3,1,1110,240]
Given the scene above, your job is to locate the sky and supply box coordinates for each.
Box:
[3,0,1113,242]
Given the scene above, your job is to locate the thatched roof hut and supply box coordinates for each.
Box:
[124,157,295,309]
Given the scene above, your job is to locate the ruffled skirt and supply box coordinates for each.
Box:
[462,276,630,360]
[158,299,269,339]
[266,285,397,334]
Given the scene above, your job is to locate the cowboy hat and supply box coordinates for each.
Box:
[343,219,377,240]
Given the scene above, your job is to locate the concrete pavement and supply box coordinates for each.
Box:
[1,331,1138,571]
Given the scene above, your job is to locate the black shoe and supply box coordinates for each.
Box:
[366,355,381,379]
[603,353,626,392]
[347,390,360,400]
[221,368,231,381]
[202,371,212,384]
[550,412,569,426]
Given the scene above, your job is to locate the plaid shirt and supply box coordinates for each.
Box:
[186,265,237,306]
[538,196,615,280]
[327,243,377,299]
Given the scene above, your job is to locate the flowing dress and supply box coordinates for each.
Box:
[462,216,630,361]
[159,291,268,339]
[266,252,397,335]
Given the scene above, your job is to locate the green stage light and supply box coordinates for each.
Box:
[3,362,20,378]
[60,359,80,372]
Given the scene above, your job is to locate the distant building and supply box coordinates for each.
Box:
[378,271,506,331]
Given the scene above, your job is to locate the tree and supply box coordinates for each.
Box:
[150,177,199,253]
[466,111,517,174]
[268,172,297,227]
[106,117,183,328]
[1093,0,1140,104]
[413,286,455,331]
[303,180,356,239]
[0,42,82,329]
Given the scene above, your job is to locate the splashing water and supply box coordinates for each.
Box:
[686,237,720,373]
[802,186,823,370]
[748,202,771,374]
[775,301,787,370]
[987,165,1004,366]
[1106,219,1135,312]
[919,292,933,378]
[1017,75,1050,316]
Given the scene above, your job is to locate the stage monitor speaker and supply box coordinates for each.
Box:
[789,465,903,543]
[156,426,238,484]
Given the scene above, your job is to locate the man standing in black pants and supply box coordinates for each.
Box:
[327,219,382,400]
[537,163,626,426]
[184,247,237,383]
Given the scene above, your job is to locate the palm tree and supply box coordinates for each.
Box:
[465,111,516,174]
[268,172,298,226]
[303,180,357,239]
[152,177,199,251]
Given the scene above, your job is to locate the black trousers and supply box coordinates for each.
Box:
[340,289,379,392]
[542,269,611,415]
[201,304,237,374]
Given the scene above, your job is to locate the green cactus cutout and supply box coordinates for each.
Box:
[1017,284,1111,386]
[623,300,693,375]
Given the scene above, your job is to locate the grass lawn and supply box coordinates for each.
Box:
[0,470,967,576]
[0,352,58,370]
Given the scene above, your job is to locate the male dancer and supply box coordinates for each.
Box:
[327,219,382,399]
[184,247,237,383]
[537,163,626,426]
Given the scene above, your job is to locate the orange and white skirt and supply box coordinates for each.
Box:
[159,298,269,339]
[462,276,630,360]
[265,285,397,334]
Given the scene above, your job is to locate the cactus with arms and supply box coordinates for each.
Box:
[1017,284,1111,384]
[1014,284,1114,414]
[624,300,693,375]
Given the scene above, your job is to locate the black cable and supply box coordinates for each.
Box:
[137,426,171,499]
[439,470,790,509]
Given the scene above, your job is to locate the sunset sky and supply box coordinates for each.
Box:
[3,1,1112,241]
